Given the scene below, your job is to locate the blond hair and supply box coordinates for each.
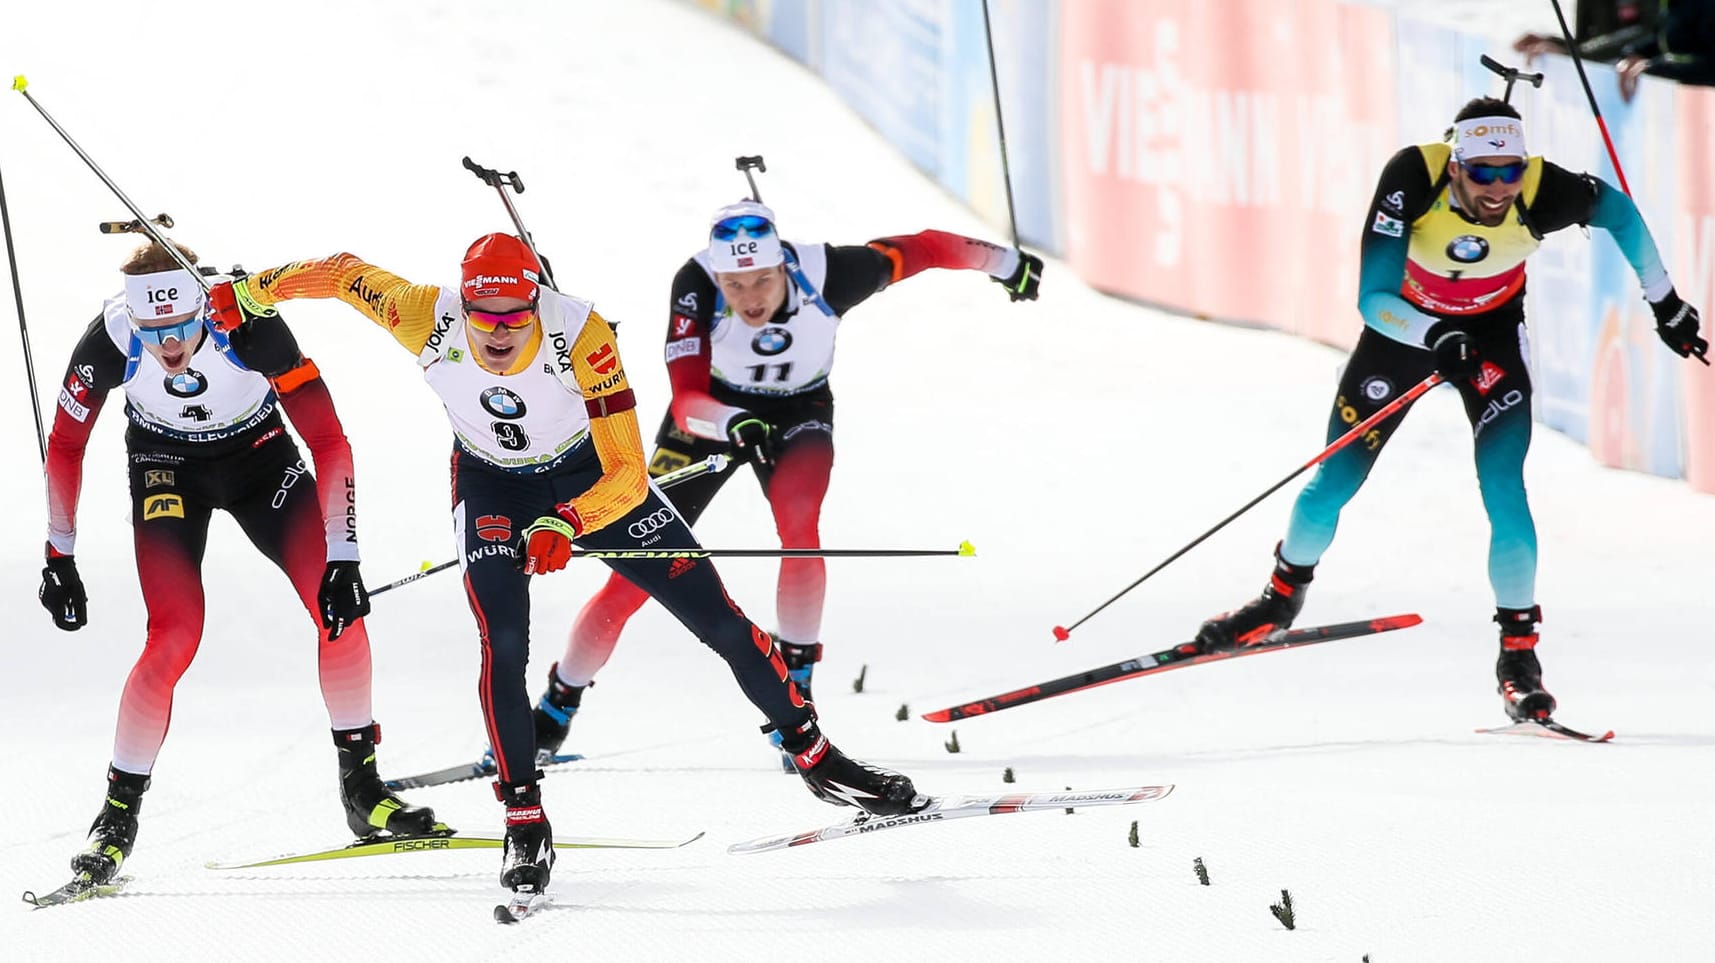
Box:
[119,240,198,276]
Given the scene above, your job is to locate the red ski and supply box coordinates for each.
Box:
[923,615,1423,723]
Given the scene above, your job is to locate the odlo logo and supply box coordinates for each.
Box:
[1475,388,1525,437]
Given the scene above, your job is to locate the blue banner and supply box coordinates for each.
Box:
[937,0,1058,250]
[818,0,945,178]
[1524,57,1684,476]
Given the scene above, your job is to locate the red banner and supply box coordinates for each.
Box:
[1675,86,1715,493]
[1058,0,1395,349]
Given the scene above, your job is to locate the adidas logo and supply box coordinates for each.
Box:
[668,557,696,579]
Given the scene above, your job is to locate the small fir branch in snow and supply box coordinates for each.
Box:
[1193,857,1210,886]
[851,664,867,693]
[1002,767,1015,783]
[1128,821,1139,847]
[1270,889,1296,930]
[944,730,961,753]
[895,703,909,721]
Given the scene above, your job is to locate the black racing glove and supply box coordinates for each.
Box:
[1650,289,1708,360]
[993,250,1044,302]
[727,415,775,466]
[1427,325,1482,384]
[39,553,88,631]
[318,561,371,641]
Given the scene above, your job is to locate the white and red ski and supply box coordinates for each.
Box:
[728,784,1173,854]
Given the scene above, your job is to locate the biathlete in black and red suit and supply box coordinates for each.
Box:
[41,241,436,889]
[533,198,1043,765]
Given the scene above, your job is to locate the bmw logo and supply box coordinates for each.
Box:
[752,327,793,357]
[1359,376,1393,402]
[481,386,528,419]
[164,369,207,398]
[1447,235,1490,264]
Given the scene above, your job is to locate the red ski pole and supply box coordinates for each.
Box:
[1546,0,1629,196]
[1051,373,1444,642]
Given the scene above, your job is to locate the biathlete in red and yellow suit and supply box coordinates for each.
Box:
[210,234,923,895]
[534,199,1044,768]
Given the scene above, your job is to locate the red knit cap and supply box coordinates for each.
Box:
[460,233,541,303]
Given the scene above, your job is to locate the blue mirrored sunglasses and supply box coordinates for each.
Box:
[1461,161,1526,186]
[711,214,775,241]
[132,315,205,346]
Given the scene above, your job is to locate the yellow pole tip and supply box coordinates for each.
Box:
[12,75,27,91]
[419,560,433,572]
[958,540,976,557]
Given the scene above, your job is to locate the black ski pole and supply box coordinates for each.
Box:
[376,540,974,595]
[461,156,557,290]
[373,453,731,597]
[1530,15,1705,365]
[0,143,46,463]
[11,76,204,289]
[980,0,1021,246]
[1051,373,1444,642]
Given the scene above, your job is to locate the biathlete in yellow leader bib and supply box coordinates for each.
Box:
[1195,96,1705,723]
[208,235,925,897]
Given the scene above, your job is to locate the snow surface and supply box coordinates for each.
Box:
[3,2,1712,960]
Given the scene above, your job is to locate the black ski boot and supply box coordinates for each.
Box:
[1495,605,1556,722]
[780,640,822,705]
[69,766,149,883]
[531,663,587,762]
[779,718,922,816]
[496,776,554,890]
[334,724,439,838]
[1196,546,1314,652]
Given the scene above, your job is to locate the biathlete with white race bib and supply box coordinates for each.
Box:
[208,234,926,896]
[42,240,437,889]
[529,197,1043,766]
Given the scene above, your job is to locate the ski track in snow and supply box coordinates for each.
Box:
[3,1,1713,960]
